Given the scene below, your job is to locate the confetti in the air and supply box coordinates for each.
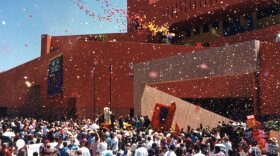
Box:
[70,0,127,32]
[25,81,32,88]
[1,21,6,25]
[264,71,270,77]
[199,63,208,69]
[149,71,158,79]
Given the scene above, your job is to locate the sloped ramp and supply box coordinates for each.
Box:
[141,85,233,129]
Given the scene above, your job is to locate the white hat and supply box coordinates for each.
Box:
[16,139,25,149]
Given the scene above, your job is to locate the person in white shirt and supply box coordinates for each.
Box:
[193,144,205,156]
[111,132,119,154]
[98,137,108,154]
[146,136,154,150]
[164,144,177,156]
[134,142,148,156]
[78,141,91,156]
[222,136,232,156]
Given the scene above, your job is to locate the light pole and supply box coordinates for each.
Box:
[109,64,113,111]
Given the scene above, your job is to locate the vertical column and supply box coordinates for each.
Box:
[41,34,51,57]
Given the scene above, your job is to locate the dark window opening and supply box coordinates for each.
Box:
[244,14,254,31]
[223,19,230,36]
[212,21,219,29]
[223,17,244,36]
[185,29,192,37]
[203,24,209,33]
[48,55,63,98]
[257,5,280,19]
[194,26,200,35]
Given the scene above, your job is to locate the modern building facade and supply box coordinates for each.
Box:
[0,0,279,120]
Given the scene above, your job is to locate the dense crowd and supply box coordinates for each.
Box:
[0,114,279,156]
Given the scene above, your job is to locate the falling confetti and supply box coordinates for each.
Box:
[149,71,158,79]
[264,71,270,77]
[128,13,175,38]
[70,0,127,31]
[1,21,6,25]
[199,63,208,69]
[25,81,32,88]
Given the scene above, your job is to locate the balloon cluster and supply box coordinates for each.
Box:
[70,0,127,32]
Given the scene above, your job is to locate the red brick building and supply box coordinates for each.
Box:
[0,0,279,120]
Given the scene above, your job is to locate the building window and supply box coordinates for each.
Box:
[223,19,230,36]
[185,29,192,37]
[194,26,200,35]
[257,5,280,19]
[189,0,192,10]
[256,8,270,19]
[48,55,63,98]
[223,17,244,36]
[244,14,254,31]
[203,24,209,33]
[199,0,202,7]
[212,21,219,30]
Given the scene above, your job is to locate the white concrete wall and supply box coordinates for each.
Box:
[141,85,233,129]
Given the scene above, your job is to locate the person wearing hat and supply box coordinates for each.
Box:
[134,141,148,156]
[16,139,27,156]
[267,137,279,156]
[164,144,176,156]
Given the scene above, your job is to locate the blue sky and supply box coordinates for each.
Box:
[0,0,127,72]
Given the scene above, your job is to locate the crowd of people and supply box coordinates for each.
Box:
[0,114,279,156]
